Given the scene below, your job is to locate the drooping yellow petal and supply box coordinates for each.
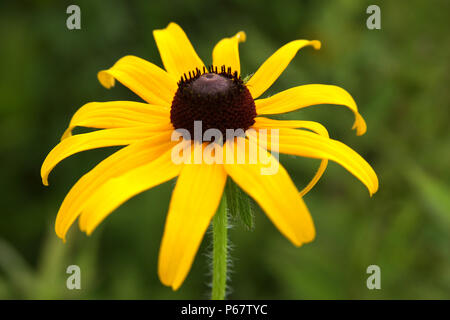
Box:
[41,124,172,186]
[54,132,173,240]
[212,31,246,76]
[255,84,367,135]
[153,22,205,80]
[79,147,181,235]
[253,117,329,136]
[246,40,321,99]
[251,117,329,196]
[97,55,178,106]
[158,144,227,290]
[259,128,378,195]
[223,137,315,246]
[61,101,170,140]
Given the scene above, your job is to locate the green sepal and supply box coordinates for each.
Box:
[225,178,255,231]
[242,73,253,84]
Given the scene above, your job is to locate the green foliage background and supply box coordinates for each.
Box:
[0,0,449,299]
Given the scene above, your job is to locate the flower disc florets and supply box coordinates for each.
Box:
[170,66,256,140]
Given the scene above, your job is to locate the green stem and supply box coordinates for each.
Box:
[211,195,228,300]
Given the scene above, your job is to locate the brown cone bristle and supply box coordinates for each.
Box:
[170,65,256,141]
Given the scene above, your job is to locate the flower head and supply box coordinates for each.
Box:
[41,22,378,290]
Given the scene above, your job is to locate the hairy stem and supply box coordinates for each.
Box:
[211,195,228,300]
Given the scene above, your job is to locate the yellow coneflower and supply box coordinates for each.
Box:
[41,22,378,292]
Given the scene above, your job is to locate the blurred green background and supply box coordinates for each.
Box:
[1,0,449,299]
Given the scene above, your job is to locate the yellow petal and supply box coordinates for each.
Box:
[158,145,227,290]
[41,124,172,186]
[54,132,173,240]
[255,84,367,135]
[251,117,329,196]
[79,147,181,235]
[262,128,378,195]
[153,22,205,80]
[223,137,315,246]
[97,55,178,106]
[246,40,321,99]
[212,31,246,76]
[253,117,329,136]
[61,101,170,140]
